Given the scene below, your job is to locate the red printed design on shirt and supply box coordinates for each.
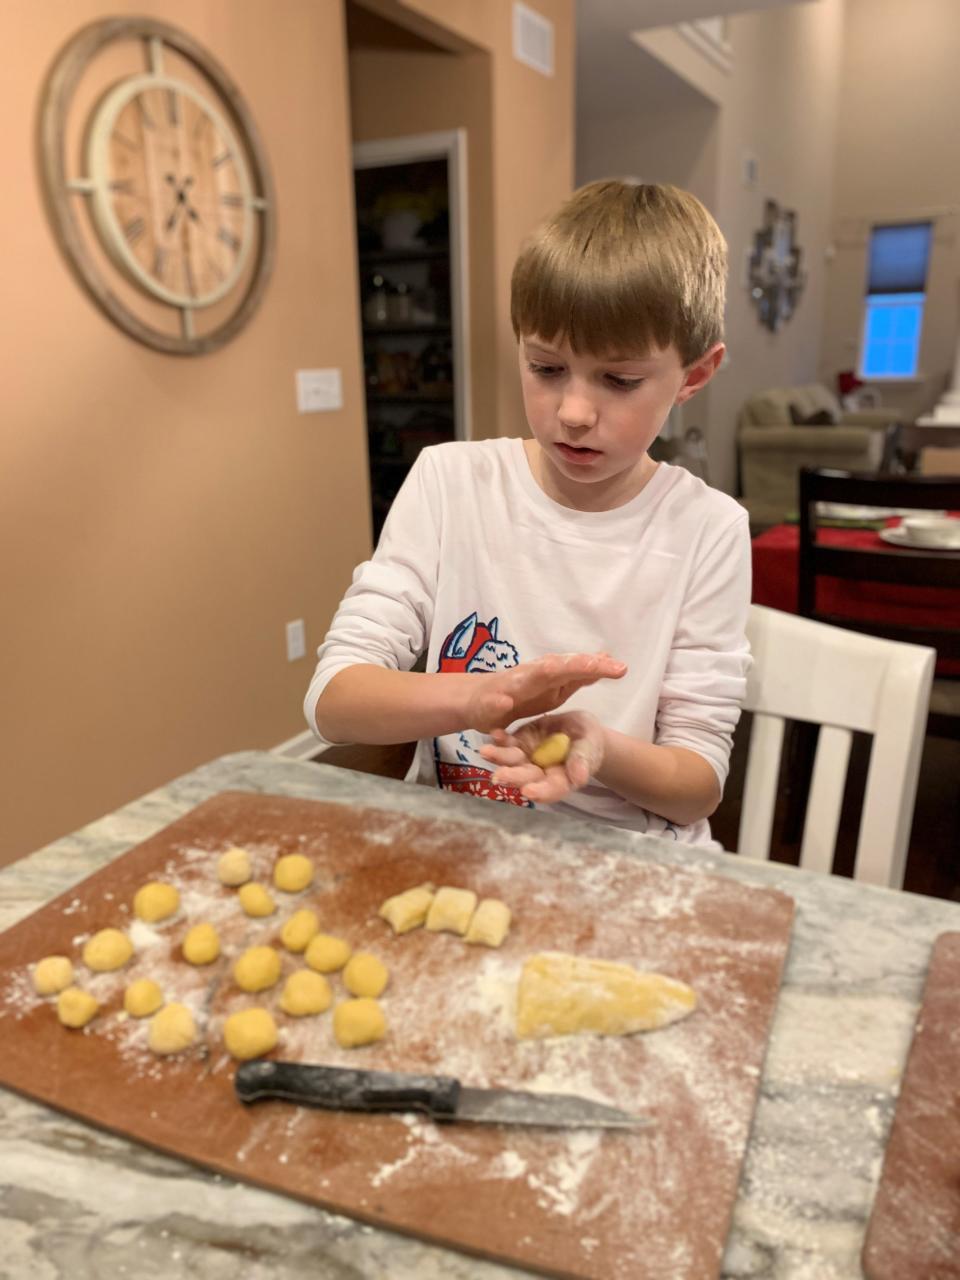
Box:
[433,612,532,807]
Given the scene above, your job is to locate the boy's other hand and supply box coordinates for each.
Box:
[464,653,626,736]
[478,710,605,803]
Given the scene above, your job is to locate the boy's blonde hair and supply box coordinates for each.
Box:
[510,180,727,366]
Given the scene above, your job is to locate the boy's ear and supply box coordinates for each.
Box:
[675,343,725,405]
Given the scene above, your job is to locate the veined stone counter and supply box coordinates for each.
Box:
[1,750,957,1279]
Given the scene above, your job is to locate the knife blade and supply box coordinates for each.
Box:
[234,1060,651,1131]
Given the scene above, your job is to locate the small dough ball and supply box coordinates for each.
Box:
[280,969,332,1017]
[273,853,315,893]
[124,978,164,1018]
[530,732,572,770]
[57,986,99,1028]
[148,1002,197,1055]
[333,998,387,1048]
[465,899,512,948]
[133,881,180,923]
[224,1007,278,1060]
[343,952,389,998]
[217,846,252,887]
[379,884,435,935]
[182,922,221,965]
[83,928,134,972]
[234,945,282,993]
[305,933,352,974]
[425,887,477,936]
[280,908,320,953]
[238,882,276,918]
[33,955,74,996]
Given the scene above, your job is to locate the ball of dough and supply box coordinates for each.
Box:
[33,955,74,996]
[238,882,276,918]
[425,887,477,936]
[233,945,282,993]
[343,952,389,998]
[182,922,220,965]
[124,978,164,1018]
[133,881,180,923]
[333,998,386,1048]
[57,986,98,1028]
[148,1002,197,1055]
[273,853,314,893]
[217,846,252,887]
[530,732,572,769]
[280,908,320,953]
[305,933,352,974]
[82,928,133,972]
[223,1007,278,1060]
[379,884,434,935]
[465,899,512,948]
[279,969,332,1017]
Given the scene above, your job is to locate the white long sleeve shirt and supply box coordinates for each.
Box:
[305,438,752,846]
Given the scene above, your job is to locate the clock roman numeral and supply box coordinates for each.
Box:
[183,256,196,298]
[109,179,135,195]
[136,97,155,129]
[124,216,146,245]
[212,151,231,169]
[217,227,241,253]
[153,247,167,280]
[220,193,244,209]
[167,90,180,126]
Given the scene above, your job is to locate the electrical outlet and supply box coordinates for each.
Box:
[296,368,342,413]
[286,619,306,662]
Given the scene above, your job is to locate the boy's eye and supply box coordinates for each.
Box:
[527,361,563,378]
[606,374,644,391]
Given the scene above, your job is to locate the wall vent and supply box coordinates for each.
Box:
[513,3,554,77]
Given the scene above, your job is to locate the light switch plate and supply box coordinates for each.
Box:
[296,368,343,413]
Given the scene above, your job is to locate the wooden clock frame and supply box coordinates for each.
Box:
[39,17,277,356]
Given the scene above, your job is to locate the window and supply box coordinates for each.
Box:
[860,222,932,378]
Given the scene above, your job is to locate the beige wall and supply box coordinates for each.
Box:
[821,0,960,421]
[1,0,575,867]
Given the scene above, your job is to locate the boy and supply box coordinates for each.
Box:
[304,180,751,847]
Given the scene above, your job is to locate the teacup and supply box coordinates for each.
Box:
[899,515,960,548]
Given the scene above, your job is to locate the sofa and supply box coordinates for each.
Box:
[738,384,898,528]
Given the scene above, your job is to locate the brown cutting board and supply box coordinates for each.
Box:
[862,931,960,1280]
[0,791,795,1279]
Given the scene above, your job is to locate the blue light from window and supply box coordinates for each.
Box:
[861,292,924,378]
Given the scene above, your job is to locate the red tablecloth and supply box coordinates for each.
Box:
[751,521,960,675]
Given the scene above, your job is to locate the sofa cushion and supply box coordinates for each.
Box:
[789,404,836,426]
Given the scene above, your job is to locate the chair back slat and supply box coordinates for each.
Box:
[799,725,852,875]
[737,711,784,860]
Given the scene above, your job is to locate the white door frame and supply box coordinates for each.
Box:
[353,129,471,442]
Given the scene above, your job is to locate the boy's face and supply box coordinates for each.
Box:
[518,334,722,509]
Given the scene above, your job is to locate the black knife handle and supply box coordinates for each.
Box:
[234,1059,461,1119]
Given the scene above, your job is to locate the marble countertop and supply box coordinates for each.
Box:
[2,749,958,1280]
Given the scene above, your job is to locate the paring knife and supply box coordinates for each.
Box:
[234,1060,651,1131]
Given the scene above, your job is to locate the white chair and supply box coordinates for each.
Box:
[738,605,935,888]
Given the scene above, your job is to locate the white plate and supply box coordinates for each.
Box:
[879,525,960,550]
[817,503,947,520]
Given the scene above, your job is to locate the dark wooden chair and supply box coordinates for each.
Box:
[798,468,960,739]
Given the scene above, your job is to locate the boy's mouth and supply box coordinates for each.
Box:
[556,442,602,465]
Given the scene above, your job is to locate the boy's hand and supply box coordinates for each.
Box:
[478,710,606,803]
[463,653,626,736]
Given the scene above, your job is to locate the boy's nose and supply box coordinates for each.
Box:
[558,385,598,430]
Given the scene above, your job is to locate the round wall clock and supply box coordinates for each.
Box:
[40,17,276,355]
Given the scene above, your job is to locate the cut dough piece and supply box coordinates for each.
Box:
[233,945,282,993]
[280,969,332,1017]
[379,883,435,935]
[238,882,276,918]
[425,887,477,936]
[182,922,220,965]
[224,1007,278,1060]
[82,928,133,972]
[530,732,572,769]
[333,998,386,1048]
[124,978,164,1018]
[516,951,697,1040]
[33,955,74,996]
[465,899,512,948]
[273,854,314,893]
[217,846,252,887]
[305,933,352,974]
[57,986,98,1028]
[133,881,180,923]
[343,952,389,998]
[148,1003,197,1055]
[280,908,320,953]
